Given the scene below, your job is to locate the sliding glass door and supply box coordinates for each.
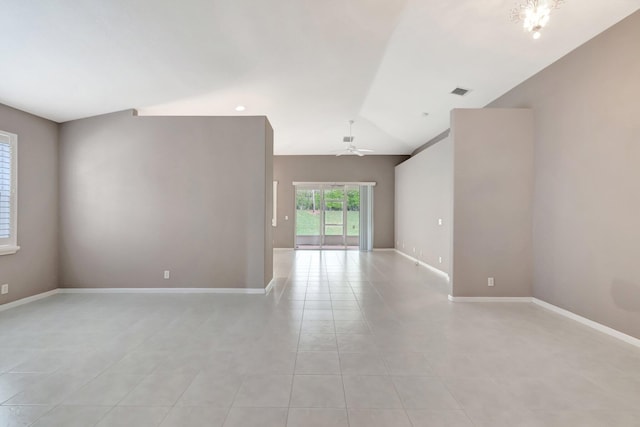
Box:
[295,184,360,249]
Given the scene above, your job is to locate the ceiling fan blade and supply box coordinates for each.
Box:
[338,120,371,156]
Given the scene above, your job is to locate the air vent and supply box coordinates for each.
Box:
[451,87,470,96]
[343,136,354,143]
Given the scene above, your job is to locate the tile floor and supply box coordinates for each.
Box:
[1,250,640,426]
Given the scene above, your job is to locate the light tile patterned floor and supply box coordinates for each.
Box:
[1,250,640,426]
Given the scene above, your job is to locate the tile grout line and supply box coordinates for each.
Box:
[335,273,351,427]
[220,371,246,427]
[283,265,310,425]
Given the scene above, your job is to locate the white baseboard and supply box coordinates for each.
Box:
[1,285,277,311]
[264,279,276,295]
[58,287,267,294]
[278,248,395,252]
[0,289,59,312]
[394,249,451,281]
[448,295,532,302]
[447,295,640,348]
[532,298,640,348]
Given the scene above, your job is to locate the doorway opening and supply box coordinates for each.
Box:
[295,184,360,250]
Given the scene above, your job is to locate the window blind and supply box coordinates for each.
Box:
[0,139,11,239]
[359,185,374,251]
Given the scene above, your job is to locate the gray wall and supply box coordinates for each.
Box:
[59,110,273,289]
[0,104,59,304]
[489,11,640,337]
[273,155,408,248]
[395,137,452,274]
[451,108,534,298]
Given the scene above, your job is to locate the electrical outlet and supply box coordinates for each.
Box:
[1,284,8,295]
[412,247,416,253]
[439,256,442,264]
[284,215,289,220]
[164,270,170,279]
[488,277,494,287]
[438,218,443,226]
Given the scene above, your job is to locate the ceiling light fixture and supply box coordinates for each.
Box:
[332,120,375,157]
[511,0,563,40]
[235,105,246,112]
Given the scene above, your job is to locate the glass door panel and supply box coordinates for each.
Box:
[346,186,360,247]
[295,187,322,247]
[323,187,345,247]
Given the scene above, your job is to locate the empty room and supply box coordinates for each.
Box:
[1,1,639,426]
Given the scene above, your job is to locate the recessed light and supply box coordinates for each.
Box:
[235,105,246,112]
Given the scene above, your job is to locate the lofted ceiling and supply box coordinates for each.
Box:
[0,1,638,155]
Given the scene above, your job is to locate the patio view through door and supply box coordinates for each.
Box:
[295,184,360,249]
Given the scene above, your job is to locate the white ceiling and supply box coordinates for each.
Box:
[1,1,638,154]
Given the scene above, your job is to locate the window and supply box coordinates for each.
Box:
[0,130,18,255]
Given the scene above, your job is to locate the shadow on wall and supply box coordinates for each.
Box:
[611,279,640,312]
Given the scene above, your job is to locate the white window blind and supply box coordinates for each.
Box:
[0,130,18,255]
[359,185,374,251]
[0,138,12,239]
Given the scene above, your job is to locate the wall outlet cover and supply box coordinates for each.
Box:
[1,284,8,295]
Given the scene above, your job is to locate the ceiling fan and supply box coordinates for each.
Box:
[334,120,374,157]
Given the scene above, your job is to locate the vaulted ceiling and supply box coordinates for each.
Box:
[1,1,638,154]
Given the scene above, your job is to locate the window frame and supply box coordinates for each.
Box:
[0,130,19,256]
